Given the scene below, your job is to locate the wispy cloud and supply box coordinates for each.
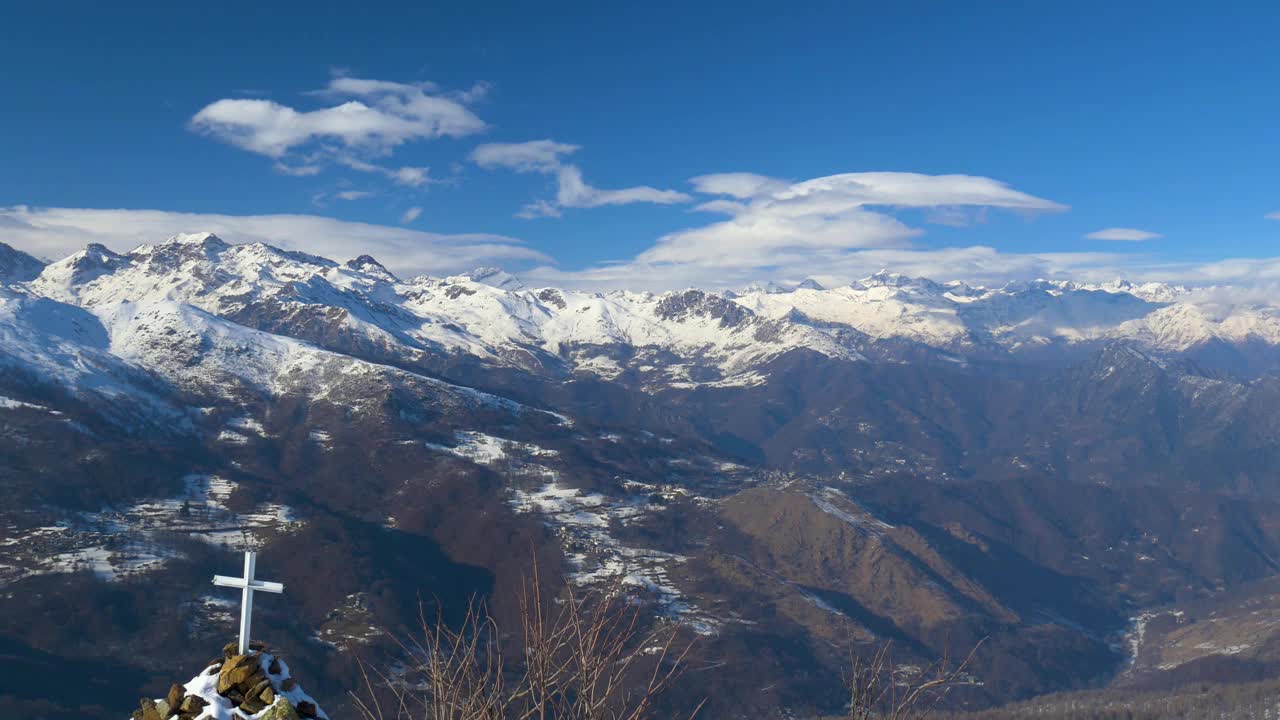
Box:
[0,205,547,278]
[335,190,374,201]
[516,171,1072,289]
[273,162,324,177]
[190,74,485,191]
[191,76,485,158]
[334,155,432,187]
[471,140,576,173]
[470,140,691,218]
[1084,227,1161,241]
[400,206,422,224]
[640,171,1065,267]
[523,246,1132,292]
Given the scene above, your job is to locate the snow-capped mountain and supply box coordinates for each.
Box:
[15,233,860,396]
[736,270,1280,357]
[8,233,1280,412]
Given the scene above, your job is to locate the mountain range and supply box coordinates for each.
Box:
[6,233,1280,717]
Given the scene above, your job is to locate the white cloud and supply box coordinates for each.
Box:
[552,165,689,210]
[470,140,691,217]
[1084,227,1161,241]
[451,81,492,105]
[400,206,422,224]
[335,190,374,201]
[335,156,432,187]
[471,140,579,173]
[689,173,790,199]
[190,75,485,192]
[637,171,1065,268]
[391,167,430,187]
[0,206,547,278]
[511,171,1080,290]
[524,246,1132,292]
[273,162,323,177]
[1266,211,1280,221]
[191,76,485,158]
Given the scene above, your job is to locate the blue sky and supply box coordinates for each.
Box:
[3,1,1279,288]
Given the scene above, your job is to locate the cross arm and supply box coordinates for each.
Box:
[212,575,284,593]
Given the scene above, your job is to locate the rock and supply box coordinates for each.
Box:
[179,695,207,714]
[237,670,267,696]
[247,677,273,701]
[222,652,260,674]
[218,654,262,694]
[154,700,171,718]
[281,677,297,691]
[268,657,282,675]
[221,650,258,676]
[165,683,184,710]
[223,639,266,656]
[138,699,163,720]
[241,697,267,714]
[296,700,318,718]
[260,698,301,720]
[261,686,276,704]
[226,688,245,705]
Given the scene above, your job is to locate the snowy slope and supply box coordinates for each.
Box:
[0,241,45,283]
[27,233,857,388]
[13,233,1280,401]
[733,270,1280,355]
[0,284,181,422]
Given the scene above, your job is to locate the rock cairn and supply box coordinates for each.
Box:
[130,642,326,720]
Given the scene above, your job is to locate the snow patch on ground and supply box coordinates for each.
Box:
[809,487,894,531]
[509,479,717,635]
[0,395,59,413]
[427,431,559,465]
[0,475,302,585]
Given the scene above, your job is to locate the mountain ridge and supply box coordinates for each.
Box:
[9,232,1280,402]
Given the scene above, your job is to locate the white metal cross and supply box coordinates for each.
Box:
[212,550,284,655]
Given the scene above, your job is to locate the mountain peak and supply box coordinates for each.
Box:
[742,280,786,294]
[854,270,943,293]
[345,254,397,281]
[167,232,228,248]
[33,241,129,291]
[1092,278,1187,303]
[464,266,525,291]
[82,242,122,260]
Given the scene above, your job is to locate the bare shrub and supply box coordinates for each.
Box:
[352,567,702,720]
[844,639,984,720]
